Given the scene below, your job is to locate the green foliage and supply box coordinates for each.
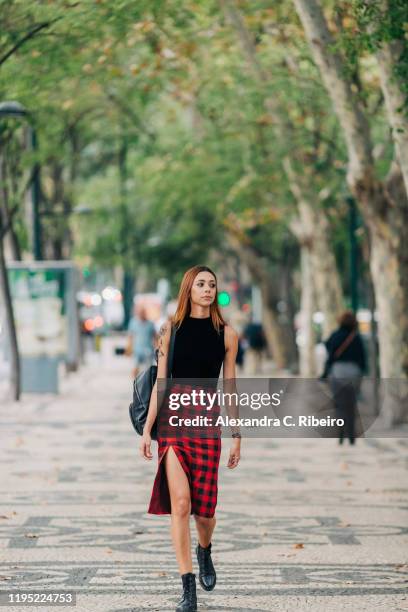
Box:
[332,1,408,105]
[0,0,404,303]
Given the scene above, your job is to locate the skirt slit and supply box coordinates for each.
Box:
[148,442,192,516]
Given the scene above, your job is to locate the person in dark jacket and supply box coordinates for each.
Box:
[243,322,266,374]
[324,310,366,445]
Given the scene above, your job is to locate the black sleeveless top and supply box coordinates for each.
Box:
[171,316,226,379]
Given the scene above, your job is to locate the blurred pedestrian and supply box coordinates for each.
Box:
[235,334,246,372]
[323,310,366,445]
[127,305,156,378]
[243,321,266,374]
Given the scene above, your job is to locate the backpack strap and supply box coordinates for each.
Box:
[167,323,176,379]
[333,330,356,360]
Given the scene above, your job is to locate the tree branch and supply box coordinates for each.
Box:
[106,91,156,142]
[0,203,19,240]
[372,0,408,195]
[0,19,61,67]
[293,0,374,186]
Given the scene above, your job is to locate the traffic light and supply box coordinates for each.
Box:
[218,291,231,307]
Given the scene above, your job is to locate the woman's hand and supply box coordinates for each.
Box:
[140,430,153,460]
[227,439,241,469]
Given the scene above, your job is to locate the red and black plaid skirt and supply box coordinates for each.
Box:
[148,382,222,518]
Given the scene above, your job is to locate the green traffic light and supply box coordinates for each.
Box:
[218,291,231,307]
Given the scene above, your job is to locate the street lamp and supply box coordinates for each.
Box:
[0,101,42,260]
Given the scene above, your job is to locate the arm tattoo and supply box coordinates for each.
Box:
[158,323,168,338]
[158,323,168,359]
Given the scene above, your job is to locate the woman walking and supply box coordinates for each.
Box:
[140,265,241,611]
[324,310,366,445]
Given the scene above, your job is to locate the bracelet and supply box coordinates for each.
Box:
[232,432,242,439]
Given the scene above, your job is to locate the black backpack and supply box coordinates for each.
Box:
[129,324,176,440]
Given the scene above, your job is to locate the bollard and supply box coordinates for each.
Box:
[94,334,102,352]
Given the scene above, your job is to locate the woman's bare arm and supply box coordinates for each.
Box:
[223,324,241,468]
[143,320,171,435]
[223,325,238,380]
[139,321,172,461]
[223,325,239,431]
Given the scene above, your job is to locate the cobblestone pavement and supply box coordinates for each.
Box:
[0,338,407,611]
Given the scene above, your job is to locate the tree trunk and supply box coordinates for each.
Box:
[285,159,344,336]
[258,272,294,371]
[360,0,408,196]
[0,236,20,400]
[375,37,408,196]
[226,232,289,369]
[294,0,408,423]
[279,252,299,372]
[0,157,21,260]
[43,160,73,260]
[293,0,374,185]
[298,245,317,376]
[368,219,408,424]
[369,227,406,372]
[310,212,343,335]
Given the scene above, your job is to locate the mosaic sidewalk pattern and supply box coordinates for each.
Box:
[0,560,407,594]
[0,339,407,611]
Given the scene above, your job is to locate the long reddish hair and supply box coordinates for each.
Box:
[172,265,226,333]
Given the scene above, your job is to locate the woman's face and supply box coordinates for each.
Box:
[190,272,217,308]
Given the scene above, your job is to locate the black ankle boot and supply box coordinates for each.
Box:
[175,572,197,612]
[196,542,216,591]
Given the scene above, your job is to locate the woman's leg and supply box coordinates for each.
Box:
[346,384,357,443]
[194,515,216,548]
[329,377,345,442]
[194,514,217,592]
[164,446,193,574]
